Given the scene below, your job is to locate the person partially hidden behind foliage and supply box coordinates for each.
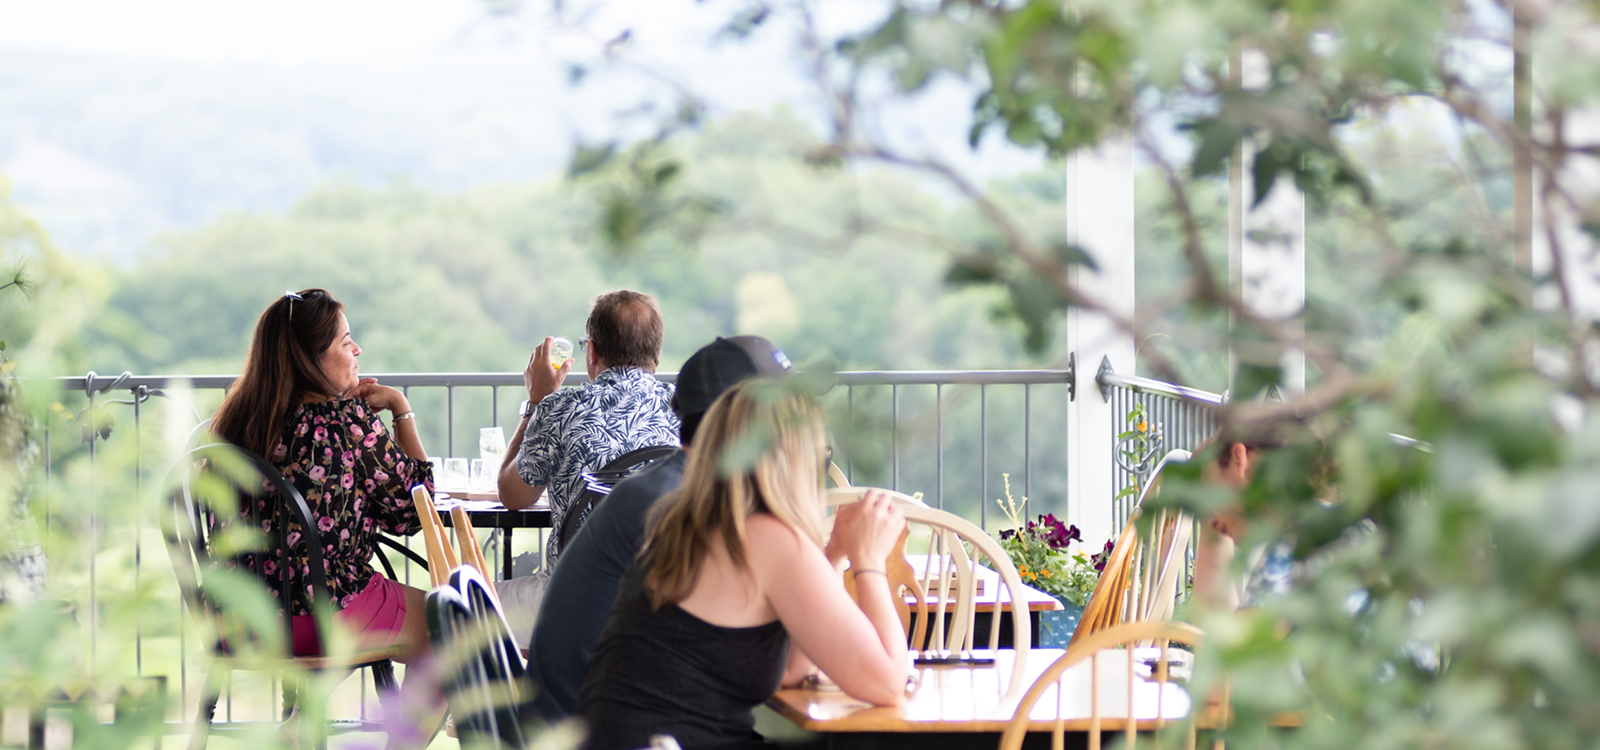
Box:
[1192,426,1334,610]
[211,288,444,747]
[576,381,910,750]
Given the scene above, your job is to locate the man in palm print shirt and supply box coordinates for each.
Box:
[496,290,678,641]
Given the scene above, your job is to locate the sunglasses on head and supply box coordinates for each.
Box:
[283,289,329,319]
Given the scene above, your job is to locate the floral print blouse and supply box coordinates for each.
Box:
[238,398,432,616]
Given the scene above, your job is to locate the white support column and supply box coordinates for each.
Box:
[1065,134,1137,546]
[1229,50,1307,396]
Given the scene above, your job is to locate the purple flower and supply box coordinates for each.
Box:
[317,516,336,533]
[999,528,1017,541]
[364,432,378,448]
[272,444,287,459]
[351,424,364,439]
[341,450,356,467]
[313,426,328,442]
[340,473,355,490]
[1037,514,1082,550]
[308,465,326,482]
[287,531,301,547]
[1092,540,1115,573]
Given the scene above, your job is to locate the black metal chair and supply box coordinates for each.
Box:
[560,445,680,551]
[427,565,533,749]
[161,442,419,749]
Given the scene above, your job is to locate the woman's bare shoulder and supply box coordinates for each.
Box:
[744,513,811,555]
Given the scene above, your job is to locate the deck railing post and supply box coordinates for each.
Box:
[1064,134,1138,548]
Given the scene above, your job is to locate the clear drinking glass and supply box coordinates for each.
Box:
[470,458,489,490]
[479,426,507,462]
[549,336,574,369]
[444,457,469,490]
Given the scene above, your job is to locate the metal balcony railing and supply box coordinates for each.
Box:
[35,367,1076,732]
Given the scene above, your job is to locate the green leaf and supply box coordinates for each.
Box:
[1007,274,1066,354]
[199,568,288,657]
[1234,362,1283,402]
[1188,120,1245,178]
[1251,140,1291,209]
[568,142,617,179]
[717,423,772,478]
[945,258,998,286]
[716,4,771,40]
[1048,241,1098,272]
[653,161,681,187]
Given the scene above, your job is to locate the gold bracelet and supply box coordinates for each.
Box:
[392,411,415,423]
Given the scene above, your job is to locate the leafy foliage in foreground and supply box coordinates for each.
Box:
[526,0,1600,746]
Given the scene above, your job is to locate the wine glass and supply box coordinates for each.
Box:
[479,426,507,461]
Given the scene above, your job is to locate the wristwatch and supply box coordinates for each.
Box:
[519,399,536,419]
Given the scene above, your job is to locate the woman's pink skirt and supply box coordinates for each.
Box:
[291,574,407,656]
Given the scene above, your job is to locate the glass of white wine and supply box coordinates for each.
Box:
[549,336,574,369]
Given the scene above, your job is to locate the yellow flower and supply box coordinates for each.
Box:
[1042,569,1052,578]
[1138,420,1148,434]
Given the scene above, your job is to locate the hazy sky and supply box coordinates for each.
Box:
[0,0,1032,170]
[0,0,1045,256]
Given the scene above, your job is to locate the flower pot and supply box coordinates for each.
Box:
[1037,600,1085,648]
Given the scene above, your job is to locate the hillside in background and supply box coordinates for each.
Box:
[63,112,1068,377]
[0,48,568,260]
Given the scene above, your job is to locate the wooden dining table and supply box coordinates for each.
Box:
[767,647,1198,750]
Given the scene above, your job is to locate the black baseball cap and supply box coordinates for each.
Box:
[673,336,793,423]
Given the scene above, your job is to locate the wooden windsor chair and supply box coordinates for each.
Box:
[1000,621,1221,750]
[825,487,1034,695]
[411,484,496,592]
[1073,450,1196,647]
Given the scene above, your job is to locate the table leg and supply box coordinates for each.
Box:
[502,528,514,581]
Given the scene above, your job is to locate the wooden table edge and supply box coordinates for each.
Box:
[766,693,1303,733]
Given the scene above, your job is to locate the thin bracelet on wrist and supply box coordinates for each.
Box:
[851,568,886,578]
[392,411,415,423]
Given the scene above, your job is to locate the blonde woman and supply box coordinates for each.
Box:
[575,380,909,750]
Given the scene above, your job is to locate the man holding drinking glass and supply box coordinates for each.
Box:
[496,290,679,640]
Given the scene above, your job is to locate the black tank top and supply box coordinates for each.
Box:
[576,564,789,750]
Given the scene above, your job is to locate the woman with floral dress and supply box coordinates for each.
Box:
[211,288,443,745]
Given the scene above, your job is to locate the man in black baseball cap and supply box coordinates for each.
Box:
[523,336,793,720]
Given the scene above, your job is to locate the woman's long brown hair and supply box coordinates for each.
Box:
[640,379,828,609]
[212,289,348,458]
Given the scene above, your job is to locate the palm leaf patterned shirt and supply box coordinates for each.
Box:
[517,366,679,571]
